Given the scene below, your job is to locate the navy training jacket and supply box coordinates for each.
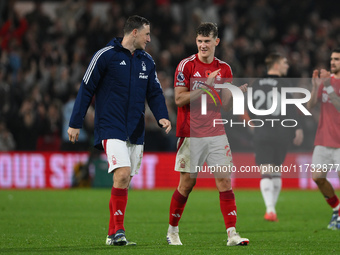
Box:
[69,38,169,150]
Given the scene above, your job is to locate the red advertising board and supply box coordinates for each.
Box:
[0,152,88,189]
[1,152,339,189]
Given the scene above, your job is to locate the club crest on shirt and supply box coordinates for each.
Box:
[142,61,146,71]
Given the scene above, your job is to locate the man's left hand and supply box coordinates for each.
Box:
[159,118,172,134]
[239,83,248,93]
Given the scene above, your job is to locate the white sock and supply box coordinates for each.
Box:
[260,178,275,213]
[168,225,179,233]
[272,177,282,207]
[333,204,340,211]
[227,227,236,237]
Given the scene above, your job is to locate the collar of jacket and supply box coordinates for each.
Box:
[109,37,144,58]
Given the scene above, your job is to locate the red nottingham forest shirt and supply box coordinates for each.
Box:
[315,75,340,148]
[174,54,233,138]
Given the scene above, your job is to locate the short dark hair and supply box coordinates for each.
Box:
[332,48,340,54]
[123,15,150,34]
[196,22,218,38]
[265,52,284,70]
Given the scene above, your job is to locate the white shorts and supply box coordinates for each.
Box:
[102,139,143,176]
[175,135,233,173]
[312,145,340,177]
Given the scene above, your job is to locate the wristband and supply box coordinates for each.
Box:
[325,86,334,94]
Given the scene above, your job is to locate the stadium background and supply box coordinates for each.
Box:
[0,0,340,190]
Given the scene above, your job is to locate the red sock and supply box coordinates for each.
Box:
[169,189,188,226]
[108,196,115,235]
[326,195,340,209]
[111,187,128,232]
[220,190,237,229]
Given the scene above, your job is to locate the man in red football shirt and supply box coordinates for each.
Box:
[166,22,249,246]
[307,48,340,230]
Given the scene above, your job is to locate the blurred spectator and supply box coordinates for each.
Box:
[0,1,10,25]
[1,0,340,152]
[8,97,39,151]
[0,66,11,116]
[55,0,85,36]
[0,118,15,151]
[0,9,28,50]
[25,0,53,42]
[36,99,62,151]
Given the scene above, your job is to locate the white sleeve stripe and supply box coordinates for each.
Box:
[83,46,113,84]
[155,71,162,89]
[83,47,107,83]
[178,55,195,72]
[83,46,114,84]
[178,55,195,71]
[178,59,188,72]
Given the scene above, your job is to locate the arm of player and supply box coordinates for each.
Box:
[69,49,107,130]
[293,128,304,146]
[158,118,171,134]
[174,86,205,107]
[307,69,324,110]
[222,83,248,112]
[146,67,171,130]
[68,127,80,144]
[221,88,232,112]
[324,79,340,112]
[175,69,221,107]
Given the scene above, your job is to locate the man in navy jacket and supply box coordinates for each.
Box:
[68,15,171,246]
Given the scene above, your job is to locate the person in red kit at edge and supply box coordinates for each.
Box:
[68,15,171,246]
[307,48,340,230]
[166,22,249,246]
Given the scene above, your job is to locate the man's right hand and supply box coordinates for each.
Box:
[312,69,331,87]
[206,68,221,86]
[68,127,80,144]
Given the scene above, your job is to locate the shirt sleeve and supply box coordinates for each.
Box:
[174,60,191,89]
[220,62,233,83]
[146,65,169,124]
[317,84,324,102]
[69,50,108,128]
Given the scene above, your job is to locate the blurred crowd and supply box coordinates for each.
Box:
[0,0,339,152]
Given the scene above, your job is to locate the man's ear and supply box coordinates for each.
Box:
[132,28,138,37]
[272,61,279,70]
[215,38,220,46]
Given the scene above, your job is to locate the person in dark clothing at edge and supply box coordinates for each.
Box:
[249,53,303,222]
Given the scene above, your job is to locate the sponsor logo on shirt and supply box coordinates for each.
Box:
[176,82,185,86]
[193,71,201,77]
[177,72,185,82]
[139,73,148,79]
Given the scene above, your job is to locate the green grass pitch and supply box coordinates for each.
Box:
[1,189,340,254]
